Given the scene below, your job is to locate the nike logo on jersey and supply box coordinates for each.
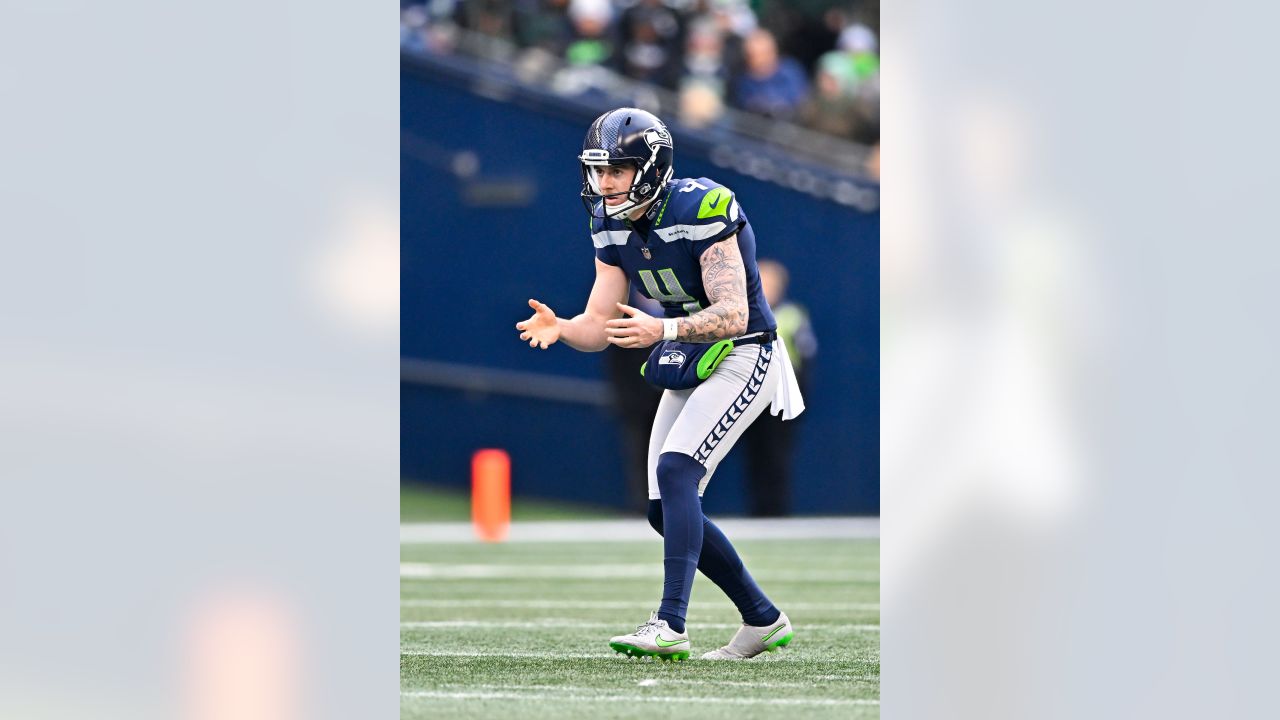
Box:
[655,635,689,647]
[698,187,733,219]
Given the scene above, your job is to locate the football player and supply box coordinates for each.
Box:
[515,108,804,660]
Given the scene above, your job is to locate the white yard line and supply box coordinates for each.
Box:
[443,681,874,692]
[401,517,879,544]
[434,680,877,692]
[400,563,879,582]
[400,649,876,664]
[400,688,879,706]
[399,598,880,611]
[400,620,880,631]
[401,649,615,658]
[648,678,880,687]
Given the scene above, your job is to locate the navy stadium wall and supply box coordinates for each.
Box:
[401,57,879,515]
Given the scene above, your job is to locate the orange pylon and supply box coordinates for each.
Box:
[471,449,510,542]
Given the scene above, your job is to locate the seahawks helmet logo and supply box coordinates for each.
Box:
[644,126,673,151]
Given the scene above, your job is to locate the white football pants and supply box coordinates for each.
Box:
[647,342,782,499]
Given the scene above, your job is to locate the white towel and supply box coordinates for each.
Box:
[769,337,805,420]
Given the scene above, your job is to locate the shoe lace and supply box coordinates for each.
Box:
[634,613,663,637]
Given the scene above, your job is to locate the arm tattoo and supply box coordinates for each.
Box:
[676,237,749,342]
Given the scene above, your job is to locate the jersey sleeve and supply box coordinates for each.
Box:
[656,179,747,260]
[590,216,623,266]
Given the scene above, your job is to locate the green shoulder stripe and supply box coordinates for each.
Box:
[697,187,733,220]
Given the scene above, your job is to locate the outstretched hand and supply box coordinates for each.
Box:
[605,302,664,349]
[516,298,560,350]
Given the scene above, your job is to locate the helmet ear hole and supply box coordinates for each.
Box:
[625,116,632,126]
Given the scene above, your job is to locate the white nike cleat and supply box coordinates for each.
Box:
[609,611,691,661]
[700,611,794,660]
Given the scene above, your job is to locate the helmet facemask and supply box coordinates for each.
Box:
[580,155,650,219]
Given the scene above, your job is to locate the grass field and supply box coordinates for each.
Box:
[400,505,880,718]
[401,483,622,522]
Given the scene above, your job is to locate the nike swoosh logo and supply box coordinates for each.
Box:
[760,624,786,643]
[698,189,733,219]
[655,636,689,647]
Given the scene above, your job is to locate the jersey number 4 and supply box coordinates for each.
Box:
[638,268,703,315]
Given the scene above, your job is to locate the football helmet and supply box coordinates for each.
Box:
[579,108,674,219]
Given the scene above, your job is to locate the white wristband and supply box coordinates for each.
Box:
[662,318,679,341]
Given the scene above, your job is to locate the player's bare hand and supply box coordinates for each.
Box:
[605,302,663,349]
[516,298,560,349]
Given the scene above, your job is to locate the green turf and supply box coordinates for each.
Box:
[401,483,624,522]
[401,534,879,719]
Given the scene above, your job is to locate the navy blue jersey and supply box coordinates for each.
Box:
[591,177,777,335]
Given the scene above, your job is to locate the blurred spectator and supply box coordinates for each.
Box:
[730,29,810,120]
[801,21,879,143]
[757,0,865,76]
[682,17,729,93]
[513,0,575,57]
[740,259,817,517]
[678,79,724,128]
[617,0,683,89]
[401,0,878,152]
[707,0,757,38]
[457,0,515,40]
[402,5,431,54]
[675,16,730,127]
[565,0,615,66]
[799,52,862,140]
[836,22,880,144]
[705,0,755,77]
[837,21,880,85]
[401,2,460,55]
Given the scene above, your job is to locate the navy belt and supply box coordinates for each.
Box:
[732,330,776,347]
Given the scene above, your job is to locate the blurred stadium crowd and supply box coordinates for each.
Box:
[401,0,879,164]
